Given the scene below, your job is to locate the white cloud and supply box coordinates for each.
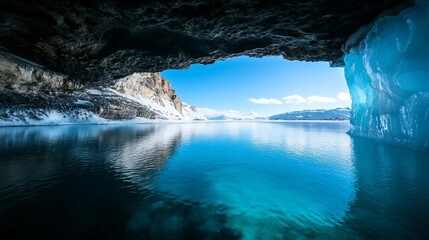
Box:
[306,96,338,103]
[248,98,283,105]
[337,92,352,102]
[247,92,351,105]
[282,92,352,104]
[282,94,307,103]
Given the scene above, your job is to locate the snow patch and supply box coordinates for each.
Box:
[0,109,106,126]
[74,99,92,105]
[85,89,103,95]
[107,88,206,120]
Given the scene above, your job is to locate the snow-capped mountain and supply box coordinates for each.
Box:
[0,57,206,126]
[197,108,267,120]
[111,72,206,120]
[269,108,350,120]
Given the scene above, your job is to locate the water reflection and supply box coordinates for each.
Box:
[0,122,428,239]
[0,125,178,196]
[0,125,183,239]
[345,138,429,239]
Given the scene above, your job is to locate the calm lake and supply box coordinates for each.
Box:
[0,122,428,239]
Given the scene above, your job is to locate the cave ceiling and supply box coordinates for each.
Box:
[0,0,413,82]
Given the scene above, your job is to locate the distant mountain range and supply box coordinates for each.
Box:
[207,115,267,120]
[269,108,350,120]
[197,108,267,120]
[200,108,351,121]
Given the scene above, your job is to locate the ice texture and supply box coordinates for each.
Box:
[344,0,429,150]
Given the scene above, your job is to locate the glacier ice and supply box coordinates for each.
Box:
[344,0,429,150]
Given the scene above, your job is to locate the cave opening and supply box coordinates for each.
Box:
[160,56,351,120]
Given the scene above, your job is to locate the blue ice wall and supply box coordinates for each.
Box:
[344,0,429,150]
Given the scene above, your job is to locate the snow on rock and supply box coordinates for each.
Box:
[74,99,92,105]
[0,109,106,126]
[0,69,205,126]
[85,89,103,95]
[181,103,207,120]
[111,73,206,120]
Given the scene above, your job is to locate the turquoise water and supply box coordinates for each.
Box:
[0,122,428,239]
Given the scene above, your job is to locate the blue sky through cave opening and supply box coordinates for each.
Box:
[161,56,351,117]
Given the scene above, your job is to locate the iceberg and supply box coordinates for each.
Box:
[344,0,429,150]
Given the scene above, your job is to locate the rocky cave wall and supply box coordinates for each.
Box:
[0,0,411,82]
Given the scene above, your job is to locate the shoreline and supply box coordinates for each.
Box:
[0,119,351,128]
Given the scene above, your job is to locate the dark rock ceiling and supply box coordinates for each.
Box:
[0,0,413,82]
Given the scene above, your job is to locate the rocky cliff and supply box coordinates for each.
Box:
[0,53,205,125]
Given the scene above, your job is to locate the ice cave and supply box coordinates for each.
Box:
[0,0,427,150]
[2,1,429,239]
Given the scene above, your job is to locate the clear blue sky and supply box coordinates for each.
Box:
[161,56,351,116]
